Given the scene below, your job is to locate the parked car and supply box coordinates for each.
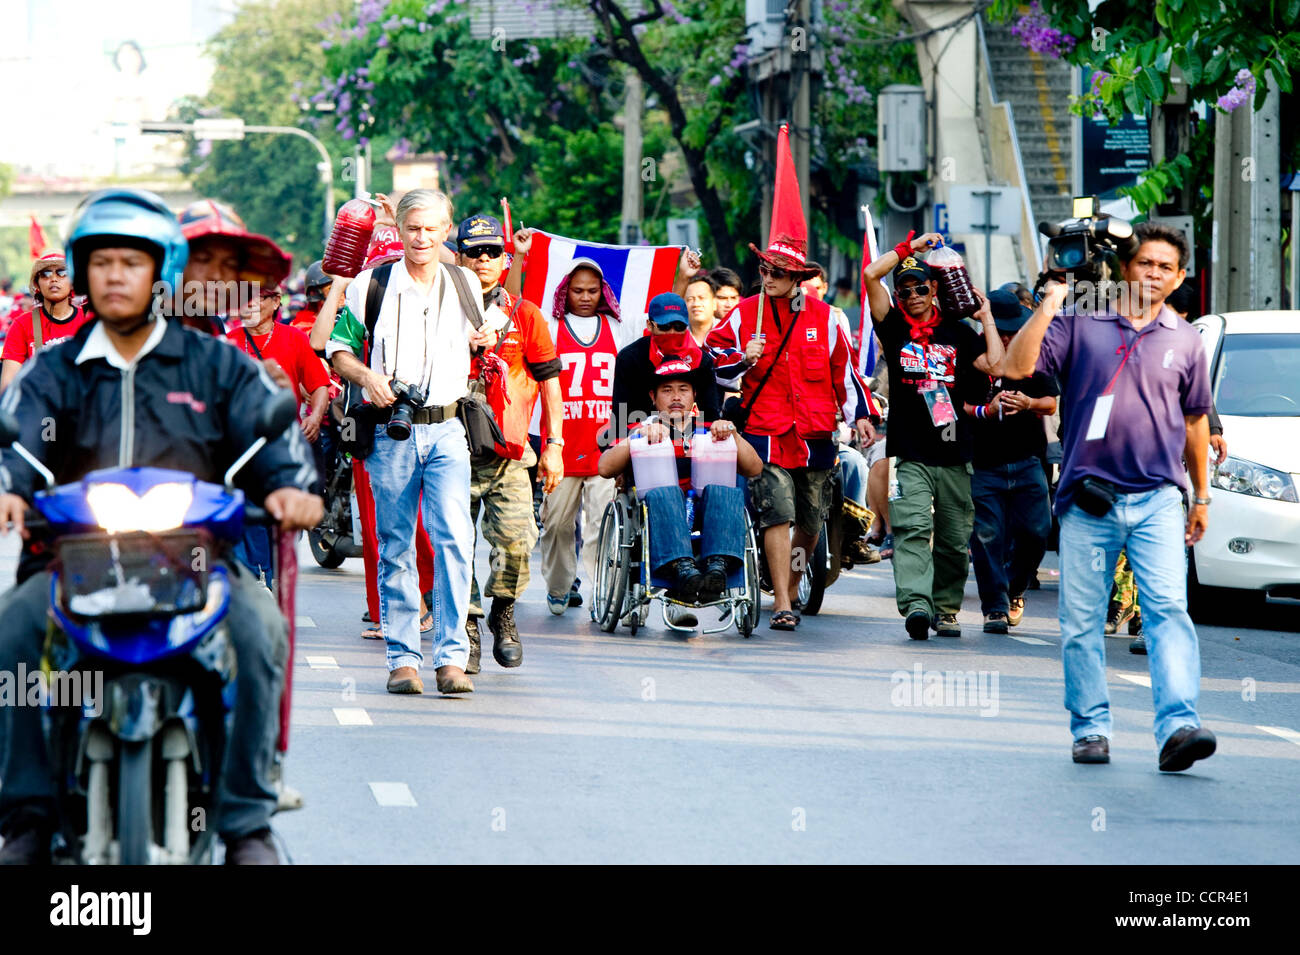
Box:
[1190,311,1300,610]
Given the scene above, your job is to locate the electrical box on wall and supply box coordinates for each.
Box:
[878,85,927,173]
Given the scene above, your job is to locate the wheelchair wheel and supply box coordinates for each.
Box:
[594,496,631,633]
[797,523,829,616]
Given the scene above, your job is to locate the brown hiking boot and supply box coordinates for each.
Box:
[435,665,474,695]
[386,666,423,694]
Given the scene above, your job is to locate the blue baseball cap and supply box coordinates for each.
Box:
[457,213,504,250]
[647,292,688,326]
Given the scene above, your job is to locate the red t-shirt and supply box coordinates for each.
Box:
[226,322,330,399]
[1,306,94,363]
[289,307,318,336]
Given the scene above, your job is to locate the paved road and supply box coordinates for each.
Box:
[267,539,1300,864]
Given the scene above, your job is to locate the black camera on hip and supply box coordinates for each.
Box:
[1074,476,1119,517]
[386,378,429,441]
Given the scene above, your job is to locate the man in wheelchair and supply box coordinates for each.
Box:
[598,348,762,603]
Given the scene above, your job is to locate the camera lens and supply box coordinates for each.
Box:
[1054,237,1086,270]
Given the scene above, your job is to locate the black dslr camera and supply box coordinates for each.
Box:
[1035,196,1140,302]
[386,378,429,441]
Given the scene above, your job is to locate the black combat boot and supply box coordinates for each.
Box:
[488,598,522,668]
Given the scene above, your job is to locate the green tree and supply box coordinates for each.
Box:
[176,0,387,267]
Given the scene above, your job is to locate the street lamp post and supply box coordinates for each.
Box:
[138,120,335,247]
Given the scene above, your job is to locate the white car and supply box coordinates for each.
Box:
[1191,311,1300,604]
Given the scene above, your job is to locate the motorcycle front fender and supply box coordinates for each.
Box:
[104,675,167,743]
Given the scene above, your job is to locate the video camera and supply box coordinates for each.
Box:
[1035,196,1139,300]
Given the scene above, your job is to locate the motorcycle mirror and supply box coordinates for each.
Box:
[0,411,18,447]
[256,390,299,440]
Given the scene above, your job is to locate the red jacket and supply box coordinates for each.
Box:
[477,290,560,460]
[708,293,868,438]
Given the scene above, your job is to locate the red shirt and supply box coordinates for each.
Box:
[289,307,319,336]
[226,321,330,400]
[1,306,94,363]
[479,290,559,460]
[544,314,617,476]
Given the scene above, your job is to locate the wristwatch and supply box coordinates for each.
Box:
[1193,496,1212,506]
[546,437,565,447]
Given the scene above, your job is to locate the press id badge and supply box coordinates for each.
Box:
[923,383,957,427]
[1086,394,1114,441]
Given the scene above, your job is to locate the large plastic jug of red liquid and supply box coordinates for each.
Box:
[322,198,377,278]
[629,430,679,499]
[690,429,737,491]
[927,244,979,319]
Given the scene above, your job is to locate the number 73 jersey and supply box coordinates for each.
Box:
[542,314,618,476]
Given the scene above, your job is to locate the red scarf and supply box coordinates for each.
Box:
[904,305,941,345]
[649,329,702,371]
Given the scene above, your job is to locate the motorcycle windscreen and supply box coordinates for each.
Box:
[57,530,208,617]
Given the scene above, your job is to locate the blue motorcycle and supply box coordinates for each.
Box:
[0,392,298,865]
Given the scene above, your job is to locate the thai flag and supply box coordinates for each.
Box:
[857,203,886,379]
[520,231,682,324]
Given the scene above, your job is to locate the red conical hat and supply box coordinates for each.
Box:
[748,123,817,278]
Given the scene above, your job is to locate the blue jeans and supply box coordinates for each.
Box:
[838,445,870,507]
[367,419,472,672]
[970,457,1050,614]
[645,484,745,573]
[1058,484,1201,750]
[232,527,275,590]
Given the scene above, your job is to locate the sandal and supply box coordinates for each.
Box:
[879,533,894,561]
[420,612,433,633]
[769,609,799,631]
[361,626,383,640]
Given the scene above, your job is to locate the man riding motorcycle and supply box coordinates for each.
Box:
[0,188,322,865]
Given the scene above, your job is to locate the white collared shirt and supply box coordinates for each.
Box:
[329,258,500,407]
[76,317,168,370]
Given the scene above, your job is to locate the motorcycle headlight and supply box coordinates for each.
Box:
[85,482,195,533]
[1211,456,1299,503]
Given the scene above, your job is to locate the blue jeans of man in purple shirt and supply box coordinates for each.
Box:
[1036,302,1212,754]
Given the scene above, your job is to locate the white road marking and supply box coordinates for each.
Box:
[305,655,339,669]
[1008,635,1052,646]
[368,782,418,807]
[1257,725,1300,746]
[296,615,317,628]
[1117,672,1152,687]
[333,707,372,726]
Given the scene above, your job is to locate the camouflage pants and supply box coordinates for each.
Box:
[468,447,538,619]
[1109,549,1141,616]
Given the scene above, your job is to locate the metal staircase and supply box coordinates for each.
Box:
[981,11,1076,228]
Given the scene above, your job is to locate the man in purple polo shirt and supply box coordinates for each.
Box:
[999,222,1215,772]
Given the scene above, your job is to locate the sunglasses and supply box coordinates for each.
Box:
[896,284,929,300]
[462,245,504,260]
[654,319,689,332]
[37,268,68,280]
[758,264,790,280]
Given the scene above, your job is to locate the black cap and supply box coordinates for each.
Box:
[457,213,504,250]
[892,254,930,285]
[988,288,1032,333]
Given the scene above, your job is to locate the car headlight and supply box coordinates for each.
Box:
[1211,456,1299,503]
[85,482,195,533]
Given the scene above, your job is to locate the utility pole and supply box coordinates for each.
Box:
[620,70,644,245]
[793,0,812,233]
[1211,77,1281,312]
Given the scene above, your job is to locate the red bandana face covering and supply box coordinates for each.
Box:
[649,329,701,370]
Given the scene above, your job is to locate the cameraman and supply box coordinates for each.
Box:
[999,222,1216,772]
[328,189,498,697]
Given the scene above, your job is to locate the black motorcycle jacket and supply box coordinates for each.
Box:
[0,318,318,503]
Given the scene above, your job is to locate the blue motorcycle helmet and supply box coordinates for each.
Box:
[65,188,188,302]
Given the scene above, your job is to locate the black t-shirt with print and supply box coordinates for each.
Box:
[875,306,985,466]
[969,371,1059,469]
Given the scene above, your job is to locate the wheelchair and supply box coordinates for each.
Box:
[592,481,763,637]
